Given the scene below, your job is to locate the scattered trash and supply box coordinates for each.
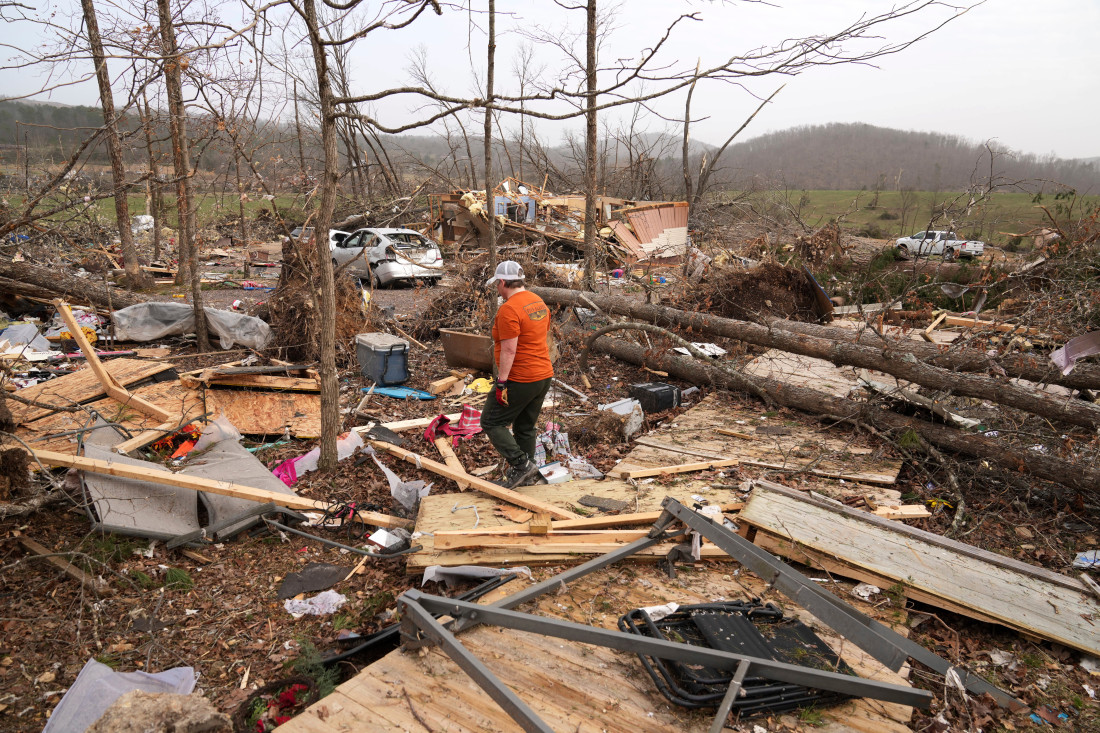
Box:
[598,397,644,438]
[363,386,434,400]
[629,382,681,413]
[1081,655,1100,676]
[131,214,154,233]
[421,565,531,589]
[641,602,679,621]
[423,406,483,446]
[1050,330,1100,375]
[467,377,495,393]
[112,302,272,350]
[849,583,881,601]
[272,431,364,486]
[41,658,196,733]
[672,342,727,357]
[538,462,571,484]
[1072,550,1100,569]
[362,445,431,512]
[988,649,1016,667]
[284,589,347,618]
[277,563,352,600]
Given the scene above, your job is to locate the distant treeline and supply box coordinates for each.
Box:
[0,101,1095,195]
[718,123,1100,193]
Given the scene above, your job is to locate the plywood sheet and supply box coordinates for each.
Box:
[615,394,902,485]
[206,390,321,438]
[282,564,913,733]
[739,481,1100,656]
[16,381,203,455]
[10,359,175,424]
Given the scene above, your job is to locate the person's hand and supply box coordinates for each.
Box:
[494,380,509,406]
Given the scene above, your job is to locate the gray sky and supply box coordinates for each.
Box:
[1,0,1096,160]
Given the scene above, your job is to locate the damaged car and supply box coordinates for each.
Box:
[332,227,444,288]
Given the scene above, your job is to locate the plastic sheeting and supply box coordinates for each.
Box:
[112,302,272,350]
[43,658,195,733]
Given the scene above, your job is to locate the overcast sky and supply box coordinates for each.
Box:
[1,0,1096,160]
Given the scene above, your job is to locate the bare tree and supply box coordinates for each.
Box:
[79,0,152,289]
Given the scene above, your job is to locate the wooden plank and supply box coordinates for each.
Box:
[206,391,321,437]
[54,300,172,423]
[714,427,757,440]
[739,480,1100,655]
[612,458,738,479]
[369,441,578,520]
[943,316,1049,338]
[10,359,175,424]
[872,504,932,520]
[433,529,652,550]
[18,534,112,594]
[631,438,730,460]
[429,375,463,395]
[434,437,470,489]
[200,375,320,391]
[31,449,413,530]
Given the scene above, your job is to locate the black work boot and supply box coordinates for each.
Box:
[497,459,540,489]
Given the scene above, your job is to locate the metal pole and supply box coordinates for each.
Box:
[709,660,750,733]
[660,497,1023,709]
[400,597,555,733]
[404,590,932,708]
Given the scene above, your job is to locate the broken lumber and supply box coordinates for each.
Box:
[54,300,174,425]
[30,450,413,529]
[533,286,1100,393]
[429,376,463,395]
[586,331,1100,495]
[738,480,1100,656]
[433,529,650,550]
[367,441,578,520]
[434,437,470,490]
[872,504,932,520]
[17,534,112,594]
[612,458,738,479]
[943,316,1049,338]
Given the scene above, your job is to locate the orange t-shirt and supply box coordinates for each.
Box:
[492,290,553,383]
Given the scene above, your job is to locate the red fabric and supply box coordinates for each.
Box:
[423,405,482,446]
[492,290,553,383]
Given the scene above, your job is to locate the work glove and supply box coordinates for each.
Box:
[494,380,509,407]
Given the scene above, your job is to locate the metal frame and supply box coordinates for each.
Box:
[394,497,1021,732]
[658,497,1023,710]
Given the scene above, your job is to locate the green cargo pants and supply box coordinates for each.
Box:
[480,377,552,468]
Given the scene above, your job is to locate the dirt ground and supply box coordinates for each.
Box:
[2,235,1099,732]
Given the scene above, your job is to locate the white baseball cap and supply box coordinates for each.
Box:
[485,260,525,286]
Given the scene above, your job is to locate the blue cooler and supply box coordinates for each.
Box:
[355,333,409,385]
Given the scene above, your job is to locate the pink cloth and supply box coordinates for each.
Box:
[423,405,482,447]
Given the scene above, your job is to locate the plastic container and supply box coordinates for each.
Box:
[629,382,681,414]
[355,332,409,385]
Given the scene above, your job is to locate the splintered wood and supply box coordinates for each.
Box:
[739,481,1100,657]
[281,566,915,733]
[614,394,902,484]
[8,359,175,424]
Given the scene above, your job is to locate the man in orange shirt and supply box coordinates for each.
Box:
[481,261,553,488]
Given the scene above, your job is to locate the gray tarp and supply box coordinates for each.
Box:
[111,301,272,350]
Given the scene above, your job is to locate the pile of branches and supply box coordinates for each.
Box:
[268,238,375,365]
[671,261,821,322]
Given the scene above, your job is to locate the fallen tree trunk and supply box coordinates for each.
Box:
[0,261,146,310]
[588,333,1100,495]
[536,287,1100,429]
[533,287,1100,392]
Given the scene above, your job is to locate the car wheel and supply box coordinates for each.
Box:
[427,277,439,288]
[944,247,958,262]
[896,245,910,260]
[371,270,383,289]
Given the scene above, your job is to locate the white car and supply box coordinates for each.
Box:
[895,230,984,260]
[332,227,443,288]
[289,226,350,250]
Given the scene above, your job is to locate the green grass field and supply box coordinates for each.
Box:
[792,189,1099,246]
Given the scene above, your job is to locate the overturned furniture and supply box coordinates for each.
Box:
[282,498,1020,732]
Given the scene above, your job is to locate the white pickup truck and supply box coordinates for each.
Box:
[895,230,984,260]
